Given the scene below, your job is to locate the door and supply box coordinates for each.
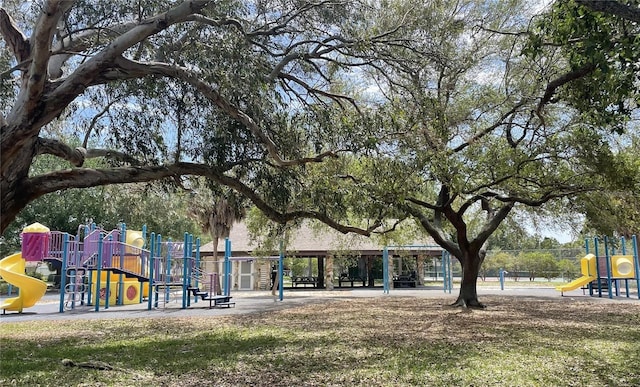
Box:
[239,261,253,290]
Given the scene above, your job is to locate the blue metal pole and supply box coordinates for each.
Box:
[105,234,113,309]
[447,253,452,294]
[594,237,602,297]
[584,238,593,295]
[94,234,103,312]
[118,223,126,306]
[621,236,630,297]
[499,268,505,291]
[141,224,147,248]
[442,251,447,292]
[86,269,93,307]
[194,238,201,304]
[604,236,613,299]
[59,233,69,313]
[182,233,189,309]
[165,238,172,304]
[147,232,156,310]
[154,234,162,308]
[632,235,639,300]
[224,238,231,297]
[279,241,284,301]
[187,234,193,288]
[383,247,389,294]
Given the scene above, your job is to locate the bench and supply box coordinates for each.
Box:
[214,301,235,308]
[203,295,235,309]
[338,274,366,287]
[393,275,417,288]
[291,276,318,288]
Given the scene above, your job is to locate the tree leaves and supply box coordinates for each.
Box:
[526,0,640,132]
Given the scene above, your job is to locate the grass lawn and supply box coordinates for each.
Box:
[1,296,639,386]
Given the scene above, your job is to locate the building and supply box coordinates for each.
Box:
[199,221,444,291]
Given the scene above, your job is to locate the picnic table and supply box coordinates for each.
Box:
[291,276,318,288]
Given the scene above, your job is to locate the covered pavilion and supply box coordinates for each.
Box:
[199,222,444,291]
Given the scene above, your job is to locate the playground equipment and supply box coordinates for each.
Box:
[0,221,234,313]
[556,254,597,295]
[0,222,51,313]
[50,224,156,312]
[0,253,48,313]
[556,235,639,299]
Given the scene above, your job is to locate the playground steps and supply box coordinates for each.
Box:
[187,287,235,309]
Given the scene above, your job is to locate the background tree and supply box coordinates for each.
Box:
[292,0,638,307]
[526,0,639,133]
[480,251,512,282]
[557,258,580,281]
[506,254,524,282]
[572,131,640,237]
[520,252,558,281]
[189,186,247,277]
[485,218,542,251]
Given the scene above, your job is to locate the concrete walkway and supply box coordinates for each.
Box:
[1,285,637,323]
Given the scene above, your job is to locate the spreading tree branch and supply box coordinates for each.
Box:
[536,63,596,114]
[48,21,139,78]
[108,57,340,167]
[576,0,640,23]
[24,162,377,236]
[470,202,515,252]
[400,202,462,258]
[35,137,141,166]
[0,8,31,63]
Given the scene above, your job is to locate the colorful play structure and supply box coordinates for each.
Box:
[556,235,639,299]
[0,222,282,314]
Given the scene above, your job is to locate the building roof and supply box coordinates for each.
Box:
[199,221,443,258]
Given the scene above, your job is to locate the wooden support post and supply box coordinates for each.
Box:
[325,255,334,290]
[417,255,425,286]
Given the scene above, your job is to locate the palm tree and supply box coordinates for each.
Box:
[190,189,247,294]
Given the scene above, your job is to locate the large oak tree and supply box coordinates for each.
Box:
[1,0,403,234]
[290,0,639,307]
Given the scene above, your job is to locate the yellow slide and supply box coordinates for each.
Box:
[555,275,595,293]
[0,253,47,313]
[556,254,597,295]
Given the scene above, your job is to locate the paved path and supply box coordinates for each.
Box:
[1,286,637,323]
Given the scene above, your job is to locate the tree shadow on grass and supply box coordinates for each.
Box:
[1,296,639,386]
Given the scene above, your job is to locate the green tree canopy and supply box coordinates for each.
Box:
[525,0,639,132]
[288,0,638,306]
[0,0,405,233]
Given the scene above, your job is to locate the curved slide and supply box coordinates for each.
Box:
[0,253,47,313]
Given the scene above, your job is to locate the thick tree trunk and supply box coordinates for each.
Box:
[0,150,37,233]
[367,256,375,287]
[452,252,485,308]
